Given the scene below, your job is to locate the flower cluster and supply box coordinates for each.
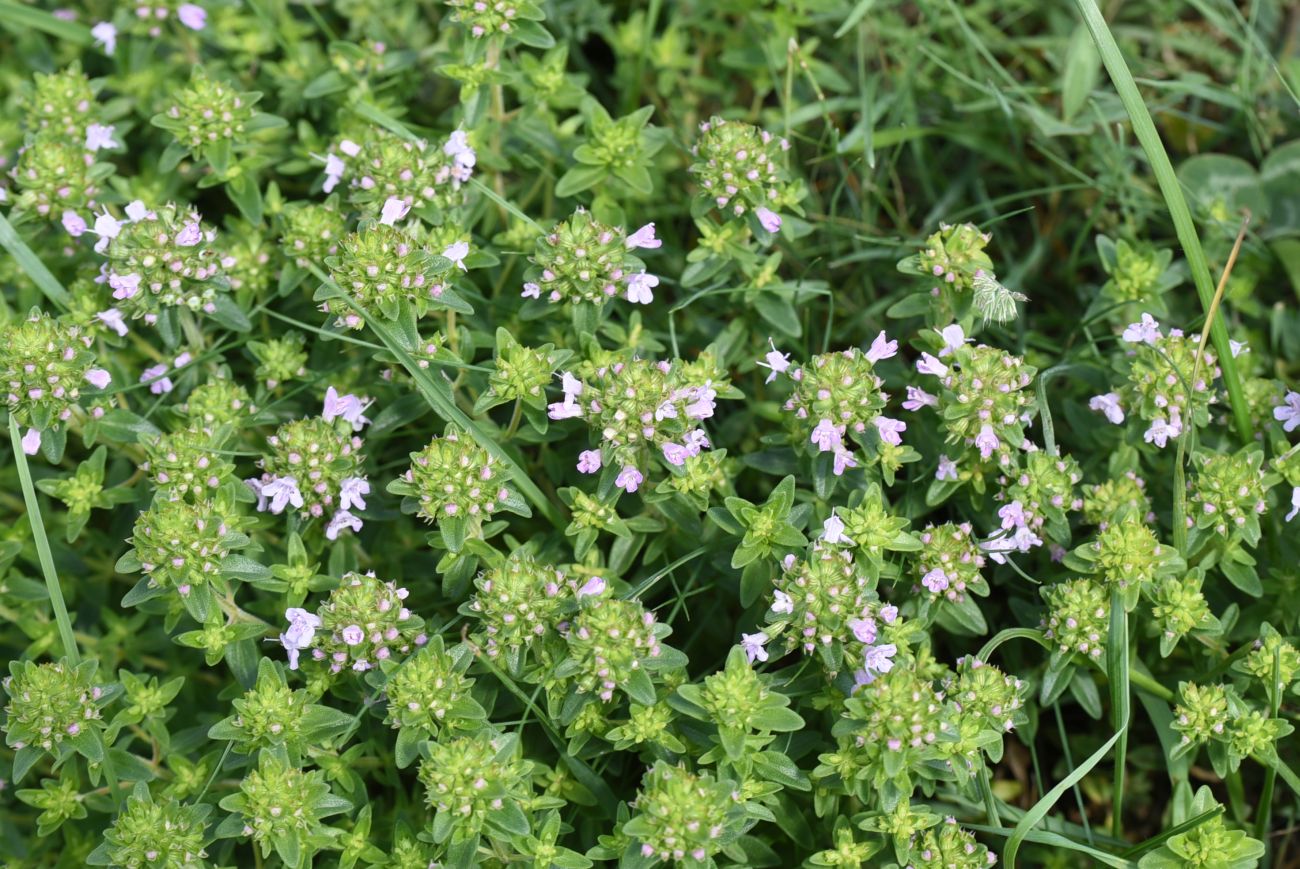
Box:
[1188,447,1272,542]
[297,571,426,674]
[323,129,474,210]
[324,223,456,325]
[417,733,533,842]
[623,763,742,865]
[12,130,105,219]
[777,340,899,475]
[1,311,108,452]
[2,659,110,756]
[997,451,1082,544]
[522,209,660,306]
[100,201,226,317]
[689,115,793,229]
[549,355,727,490]
[154,70,258,158]
[915,223,995,293]
[248,396,369,536]
[383,636,483,738]
[1082,470,1153,529]
[562,594,665,702]
[912,326,1036,472]
[915,522,987,604]
[907,817,998,868]
[95,785,212,869]
[444,0,544,39]
[388,424,511,533]
[180,375,256,430]
[142,427,237,499]
[1041,578,1108,660]
[279,201,347,269]
[464,553,571,659]
[218,751,349,861]
[127,497,247,606]
[23,65,97,140]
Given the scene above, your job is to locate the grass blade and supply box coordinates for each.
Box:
[1108,587,1130,840]
[1005,716,1128,865]
[9,414,80,665]
[1072,0,1252,442]
[0,211,72,310]
[965,824,1136,868]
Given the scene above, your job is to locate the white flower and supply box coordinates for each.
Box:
[124,200,154,222]
[85,124,119,152]
[1122,313,1162,345]
[322,153,346,193]
[442,241,470,271]
[1286,487,1299,523]
[96,309,128,337]
[937,324,967,357]
[379,196,411,226]
[770,590,794,615]
[90,21,117,54]
[741,632,770,663]
[1088,392,1125,425]
[326,510,363,540]
[865,330,898,363]
[757,339,791,383]
[625,271,658,304]
[625,222,662,250]
[821,513,853,545]
[21,428,41,455]
[1230,340,1248,358]
[339,477,370,511]
[1143,412,1182,448]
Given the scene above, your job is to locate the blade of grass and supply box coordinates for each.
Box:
[1120,806,1222,859]
[1072,0,1251,442]
[1108,588,1131,841]
[0,211,72,310]
[10,414,80,664]
[306,265,565,529]
[0,0,91,43]
[1005,719,1128,866]
[964,824,1136,868]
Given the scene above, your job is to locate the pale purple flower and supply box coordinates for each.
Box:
[443,130,476,172]
[741,631,770,664]
[1089,392,1125,425]
[755,207,782,233]
[880,604,899,624]
[322,153,346,193]
[662,442,689,466]
[177,3,207,30]
[92,210,123,253]
[109,272,141,300]
[938,324,967,357]
[62,210,87,237]
[521,282,541,299]
[327,510,364,539]
[577,450,602,474]
[821,513,853,545]
[625,271,658,304]
[84,368,111,389]
[560,371,583,399]
[935,454,958,481]
[261,476,304,514]
[865,330,897,363]
[916,352,948,377]
[97,309,128,337]
[1143,413,1182,448]
[1274,391,1300,433]
[832,448,857,476]
[442,241,470,271]
[903,386,938,411]
[615,466,643,493]
[124,200,154,222]
[1122,313,1161,345]
[341,624,365,646]
[810,418,843,453]
[685,384,717,420]
[998,500,1028,530]
[848,617,876,644]
[757,339,790,383]
[1230,340,1248,358]
[91,21,117,54]
[683,428,711,455]
[862,642,897,676]
[625,223,661,250]
[974,424,1000,459]
[379,196,410,226]
[339,476,370,511]
[322,386,371,431]
[771,590,794,615]
[140,364,173,394]
[577,576,606,598]
[921,568,950,593]
[548,398,583,420]
[1286,486,1299,523]
[280,608,322,670]
[84,124,119,152]
[21,428,41,455]
[175,223,202,247]
[982,526,1043,564]
[245,477,268,511]
[174,352,192,368]
[873,416,906,446]
[339,139,362,158]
